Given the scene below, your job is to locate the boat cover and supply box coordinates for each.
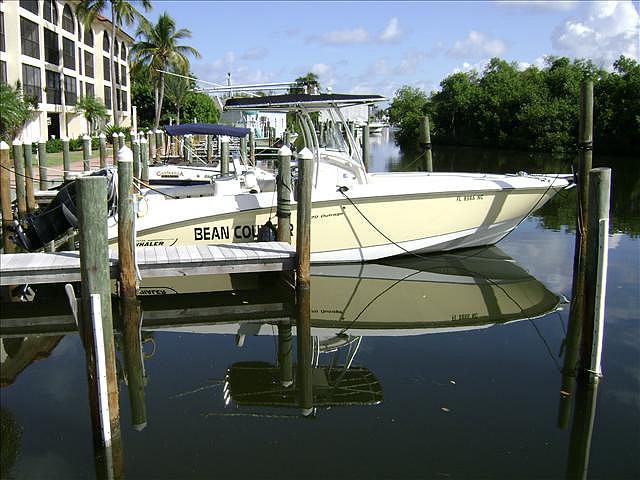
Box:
[164,123,250,137]
[224,93,386,111]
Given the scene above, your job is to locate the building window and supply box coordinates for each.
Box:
[0,61,7,85]
[0,12,5,52]
[78,47,82,74]
[62,5,74,33]
[45,69,62,104]
[84,51,94,78]
[114,61,120,84]
[114,40,119,58]
[20,17,40,59]
[43,0,58,24]
[121,90,127,111]
[84,27,93,47]
[63,37,75,70]
[103,32,109,52]
[22,63,42,102]
[103,56,110,81]
[44,28,59,65]
[121,44,126,60]
[120,65,127,87]
[86,83,95,98]
[20,1,39,15]
[104,85,111,109]
[64,75,77,105]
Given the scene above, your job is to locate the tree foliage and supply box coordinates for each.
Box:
[388,55,639,155]
[0,83,36,142]
[74,95,108,134]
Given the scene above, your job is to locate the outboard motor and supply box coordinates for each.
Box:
[13,168,117,251]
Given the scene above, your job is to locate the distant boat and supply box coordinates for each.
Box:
[367,121,387,135]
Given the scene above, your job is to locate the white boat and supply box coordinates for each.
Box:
[367,121,386,135]
[16,93,573,262]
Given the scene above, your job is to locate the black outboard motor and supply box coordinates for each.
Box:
[14,168,116,251]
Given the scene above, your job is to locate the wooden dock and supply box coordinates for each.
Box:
[0,242,295,286]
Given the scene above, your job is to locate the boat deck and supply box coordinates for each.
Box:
[0,242,295,286]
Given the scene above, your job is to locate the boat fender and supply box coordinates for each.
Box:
[257,219,277,242]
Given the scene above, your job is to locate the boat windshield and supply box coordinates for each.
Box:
[321,122,349,152]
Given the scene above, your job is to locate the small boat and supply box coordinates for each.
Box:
[15,93,573,262]
[367,121,386,135]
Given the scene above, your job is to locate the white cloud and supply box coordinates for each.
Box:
[451,58,491,75]
[311,63,332,76]
[398,50,426,74]
[379,17,402,42]
[314,27,370,45]
[448,31,507,59]
[496,1,579,12]
[240,47,268,61]
[552,1,639,68]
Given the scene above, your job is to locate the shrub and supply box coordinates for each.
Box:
[45,138,63,153]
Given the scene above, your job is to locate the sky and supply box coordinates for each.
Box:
[142,1,640,100]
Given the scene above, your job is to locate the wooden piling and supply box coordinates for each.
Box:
[155,129,163,159]
[183,134,192,164]
[77,175,119,445]
[0,142,15,254]
[22,141,37,212]
[240,137,247,163]
[249,130,256,166]
[99,133,107,169]
[419,115,433,172]
[582,168,611,378]
[362,123,370,170]
[117,146,137,300]
[147,129,155,162]
[296,148,313,288]
[140,137,149,183]
[111,133,118,167]
[206,135,213,163]
[37,140,48,190]
[221,136,230,176]
[565,379,599,479]
[118,132,125,152]
[12,141,27,218]
[132,137,140,180]
[62,137,71,181]
[277,145,292,244]
[82,135,91,171]
[121,298,147,430]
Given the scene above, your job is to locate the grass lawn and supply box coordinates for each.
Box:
[44,148,115,166]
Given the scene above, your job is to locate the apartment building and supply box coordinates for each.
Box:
[0,0,132,141]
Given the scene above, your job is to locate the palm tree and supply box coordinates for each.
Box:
[131,13,200,129]
[76,0,151,127]
[0,83,37,142]
[164,70,192,124]
[75,95,108,135]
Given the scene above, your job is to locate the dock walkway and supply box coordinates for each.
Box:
[0,242,295,286]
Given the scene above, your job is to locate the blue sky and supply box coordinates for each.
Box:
[143,1,640,100]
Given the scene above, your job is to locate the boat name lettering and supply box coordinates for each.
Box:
[139,288,177,295]
[158,171,184,177]
[311,212,344,220]
[194,226,231,240]
[451,312,478,321]
[456,194,484,202]
[137,240,168,246]
[312,309,344,314]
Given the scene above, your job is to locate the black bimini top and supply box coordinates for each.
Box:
[224,93,386,112]
[164,123,250,137]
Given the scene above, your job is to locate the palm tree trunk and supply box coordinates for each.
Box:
[110,4,118,127]
[155,73,165,129]
[176,107,180,125]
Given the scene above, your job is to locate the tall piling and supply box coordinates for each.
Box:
[99,133,107,169]
[121,298,147,430]
[277,322,294,388]
[362,123,370,170]
[117,146,137,300]
[296,286,313,416]
[221,136,230,176]
[183,134,192,164]
[277,145,292,244]
[582,168,611,378]
[37,139,48,190]
[111,132,118,167]
[147,129,155,163]
[77,175,119,446]
[155,129,163,159]
[240,137,247,163]
[296,148,313,288]
[206,135,213,163]
[22,141,36,212]
[249,130,256,166]
[0,142,15,254]
[132,137,140,180]
[419,115,433,172]
[140,136,149,183]
[82,135,92,171]
[12,140,27,218]
[62,137,71,181]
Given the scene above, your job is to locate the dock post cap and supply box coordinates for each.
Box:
[221,135,230,143]
[155,129,162,134]
[0,141,9,150]
[278,145,292,157]
[39,138,47,144]
[298,147,314,160]
[118,132,125,138]
[23,138,32,145]
[60,136,69,142]
[112,132,119,138]
[140,136,148,144]
[99,132,106,139]
[117,145,133,162]
[12,139,22,146]
[82,134,91,140]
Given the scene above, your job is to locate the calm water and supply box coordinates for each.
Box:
[1,131,639,479]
